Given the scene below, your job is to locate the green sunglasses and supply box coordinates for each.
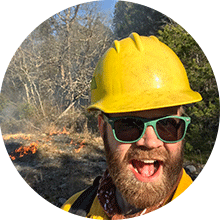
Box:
[103,114,191,144]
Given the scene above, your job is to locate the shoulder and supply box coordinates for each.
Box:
[61,190,85,212]
[87,196,109,219]
[172,168,193,200]
[61,191,109,219]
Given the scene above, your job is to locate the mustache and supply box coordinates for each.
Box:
[124,145,169,163]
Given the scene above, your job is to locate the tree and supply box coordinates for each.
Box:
[49,2,113,120]
[1,2,114,133]
[158,23,219,163]
[113,1,169,39]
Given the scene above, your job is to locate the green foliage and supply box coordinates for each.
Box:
[158,24,219,163]
[113,1,169,39]
[0,93,7,112]
[17,102,35,120]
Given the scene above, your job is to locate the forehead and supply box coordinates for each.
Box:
[108,106,181,119]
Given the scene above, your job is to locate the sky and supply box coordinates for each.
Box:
[100,0,118,11]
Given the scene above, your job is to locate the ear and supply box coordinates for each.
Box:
[98,114,105,139]
[177,106,184,116]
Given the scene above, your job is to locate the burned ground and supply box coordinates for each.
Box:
[3,132,106,208]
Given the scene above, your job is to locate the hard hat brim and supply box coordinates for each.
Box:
[87,90,202,113]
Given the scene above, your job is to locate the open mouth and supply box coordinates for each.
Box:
[129,159,163,182]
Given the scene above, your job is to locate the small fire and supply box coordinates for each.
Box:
[9,142,38,161]
[74,139,86,153]
[49,127,70,136]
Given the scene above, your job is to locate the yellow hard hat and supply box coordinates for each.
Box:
[88,32,202,113]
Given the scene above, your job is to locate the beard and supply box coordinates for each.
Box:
[103,122,184,209]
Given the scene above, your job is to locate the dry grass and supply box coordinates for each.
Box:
[3,127,106,207]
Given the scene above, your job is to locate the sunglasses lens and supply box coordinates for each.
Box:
[156,118,185,142]
[114,118,144,142]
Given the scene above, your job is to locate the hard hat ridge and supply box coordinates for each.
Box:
[112,40,120,53]
[129,32,144,52]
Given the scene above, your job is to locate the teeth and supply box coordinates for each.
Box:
[141,160,156,164]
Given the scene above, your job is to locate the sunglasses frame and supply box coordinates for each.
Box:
[103,114,191,144]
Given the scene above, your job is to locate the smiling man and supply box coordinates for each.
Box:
[61,33,202,219]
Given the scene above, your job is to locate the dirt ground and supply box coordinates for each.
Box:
[3,132,107,208]
[3,131,203,209]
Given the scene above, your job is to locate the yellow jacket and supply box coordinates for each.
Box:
[61,169,192,219]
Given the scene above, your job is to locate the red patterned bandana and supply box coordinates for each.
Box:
[97,170,120,218]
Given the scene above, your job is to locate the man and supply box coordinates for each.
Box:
[61,33,202,219]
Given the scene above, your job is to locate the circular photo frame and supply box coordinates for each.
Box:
[1,1,219,220]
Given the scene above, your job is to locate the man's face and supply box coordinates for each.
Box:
[98,107,184,209]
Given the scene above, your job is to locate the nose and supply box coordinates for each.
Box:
[135,125,163,149]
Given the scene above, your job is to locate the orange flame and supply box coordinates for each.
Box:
[49,127,70,136]
[9,142,38,161]
[61,127,70,135]
[74,139,86,153]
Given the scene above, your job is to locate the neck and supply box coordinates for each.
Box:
[115,188,142,215]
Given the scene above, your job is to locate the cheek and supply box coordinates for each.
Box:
[106,124,131,162]
[165,141,183,158]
